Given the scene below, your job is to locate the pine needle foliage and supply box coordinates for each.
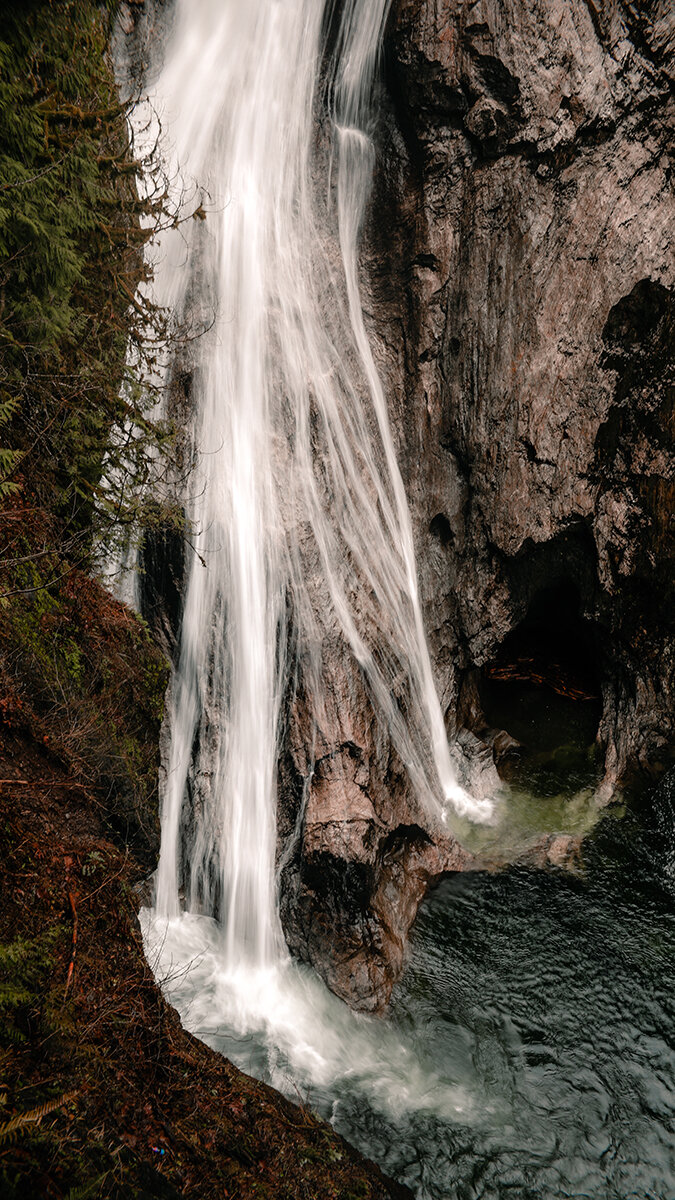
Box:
[0,0,174,554]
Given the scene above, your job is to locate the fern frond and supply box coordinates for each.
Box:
[0,1089,78,1143]
[0,984,32,1011]
[65,1172,111,1200]
[0,1027,26,1047]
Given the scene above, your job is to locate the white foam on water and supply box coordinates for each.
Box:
[141,907,478,1125]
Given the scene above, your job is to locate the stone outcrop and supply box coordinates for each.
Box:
[280,0,675,1011]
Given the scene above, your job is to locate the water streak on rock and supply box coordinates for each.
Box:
[143,0,492,968]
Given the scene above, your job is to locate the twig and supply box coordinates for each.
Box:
[0,562,79,601]
[0,779,59,786]
[78,847,130,906]
[0,780,100,807]
[64,884,78,1000]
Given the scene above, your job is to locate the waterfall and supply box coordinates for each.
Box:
[144,0,493,965]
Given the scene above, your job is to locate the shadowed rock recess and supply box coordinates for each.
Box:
[276,0,675,1012]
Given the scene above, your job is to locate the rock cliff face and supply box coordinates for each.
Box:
[122,0,674,1016]
[280,0,675,1011]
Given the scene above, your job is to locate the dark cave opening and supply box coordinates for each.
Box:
[486,580,600,700]
[479,581,604,796]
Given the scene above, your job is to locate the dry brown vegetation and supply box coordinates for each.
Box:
[0,580,409,1200]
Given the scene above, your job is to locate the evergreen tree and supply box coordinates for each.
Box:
[0,0,173,555]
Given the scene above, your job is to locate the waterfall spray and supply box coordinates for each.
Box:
[141,0,493,963]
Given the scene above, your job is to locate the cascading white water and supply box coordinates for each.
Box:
[121,0,500,1133]
[147,0,492,958]
[117,12,501,1114]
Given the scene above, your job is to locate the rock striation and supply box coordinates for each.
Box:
[122,0,674,1016]
[280,0,675,1011]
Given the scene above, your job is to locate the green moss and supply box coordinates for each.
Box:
[0,547,169,861]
